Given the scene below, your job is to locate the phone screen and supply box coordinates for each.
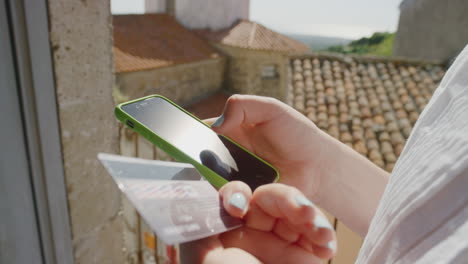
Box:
[121,97,277,190]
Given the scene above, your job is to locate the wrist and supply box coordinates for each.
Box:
[310,133,390,235]
[305,130,346,202]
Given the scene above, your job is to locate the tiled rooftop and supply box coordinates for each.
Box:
[196,20,309,53]
[288,55,446,172]
[113,14,220,73]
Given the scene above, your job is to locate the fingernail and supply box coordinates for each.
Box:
[327,240,337,253]
[212,114,224,128]
[314,215,333,231]
[229,192,247,210]
[294,195,314,207]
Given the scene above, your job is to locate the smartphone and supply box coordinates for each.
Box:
[115,95,279,190]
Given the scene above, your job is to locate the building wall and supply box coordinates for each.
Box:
[215,44,289,101]
[175,0,249,30]
[116,58,226,106]
[47,0,125,263]
[394,0,468,61]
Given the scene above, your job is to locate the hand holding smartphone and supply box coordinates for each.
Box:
[115,95,279,190]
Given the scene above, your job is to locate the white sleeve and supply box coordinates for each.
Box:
[356,44,468,264]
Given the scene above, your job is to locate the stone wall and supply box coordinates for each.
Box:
[48,0,125,263]
[215,44,289,101]
[175,0,249,30]
[394,0,468,61]
[115,58,226,106]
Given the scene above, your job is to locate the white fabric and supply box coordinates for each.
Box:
[356,45,468,264]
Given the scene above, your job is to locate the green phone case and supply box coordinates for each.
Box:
[115,94,279,189]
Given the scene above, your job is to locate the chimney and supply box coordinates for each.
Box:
[167,0,175,16]
[145,0,166,13]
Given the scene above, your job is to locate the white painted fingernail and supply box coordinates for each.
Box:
[229,192,247,210]
[327,241,337,253]
[294,195,314,207]
[314,215,333,231]
[212,114,225,128]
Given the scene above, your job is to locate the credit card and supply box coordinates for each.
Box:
[97,153,202,181]
[98,153,242,244]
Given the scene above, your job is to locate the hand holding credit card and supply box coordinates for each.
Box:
[98,153,242,245]
[98,153,337,263]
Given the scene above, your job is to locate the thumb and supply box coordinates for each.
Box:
[211,95,287,134]
[219,181,253,218]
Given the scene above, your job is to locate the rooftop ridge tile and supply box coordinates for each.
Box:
[195,20,309,53]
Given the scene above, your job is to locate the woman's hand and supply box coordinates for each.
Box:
[207,95,328,199]
[181,181,337,264]
[206,95,389,236]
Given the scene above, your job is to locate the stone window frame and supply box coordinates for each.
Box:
[261,64,279,79]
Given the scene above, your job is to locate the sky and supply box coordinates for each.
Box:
[111,0,402,39]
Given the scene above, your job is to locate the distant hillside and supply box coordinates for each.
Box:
[326,32,395,57]
[285,33,352,51]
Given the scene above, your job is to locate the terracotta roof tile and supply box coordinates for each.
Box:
[195,20,309,53]
[288,55,446,172]
[113,14,220,73]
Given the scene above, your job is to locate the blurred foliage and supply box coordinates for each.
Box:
[326,32,395,57]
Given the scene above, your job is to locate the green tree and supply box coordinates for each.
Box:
[326,32,395,57]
